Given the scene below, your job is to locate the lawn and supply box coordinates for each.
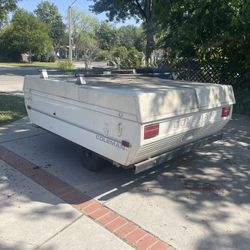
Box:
[0,61,58,68]
[0,94,27,125]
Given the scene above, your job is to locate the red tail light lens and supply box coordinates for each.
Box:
[144,124,159,140]
[121,140,130,148]
[221,106,231,118]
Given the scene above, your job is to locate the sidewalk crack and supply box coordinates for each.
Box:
[33,214,84,250]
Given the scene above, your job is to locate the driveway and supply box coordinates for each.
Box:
[0,157,132,250]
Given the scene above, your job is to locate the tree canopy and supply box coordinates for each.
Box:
[34,1,65,48]
[95,22,118,51]
[0,0,19,26]
[91,0,156,65]
[95,22,145,52]
[1,9,52,60]
[117,25,145,52]
[71,7,100,35]
[70,8,100,65]
[156,0,250,80]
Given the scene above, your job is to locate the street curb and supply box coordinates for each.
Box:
[0,145,175,250]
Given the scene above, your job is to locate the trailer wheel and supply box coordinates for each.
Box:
[79,148,107,171]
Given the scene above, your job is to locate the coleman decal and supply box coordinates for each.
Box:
[96,134,125,150]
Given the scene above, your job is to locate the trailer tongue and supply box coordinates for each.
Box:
[24,74,235,173]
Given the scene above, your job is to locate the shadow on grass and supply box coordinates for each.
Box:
[0,94,27,126]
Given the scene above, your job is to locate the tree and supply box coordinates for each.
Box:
[71,8,100,54]
[117,25,145,52]
[71,7,100,35]
[0,0,19,26]
[76,32,99,69]
[156,0,250,80]
[70,9,100,67]
[95,22,145,52]
[34,1,65,48]
[95,22,118,51]
[3,9,52,61]
[91,0,156,65]
[0,25,21,60]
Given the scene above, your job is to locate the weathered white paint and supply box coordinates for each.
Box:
[23,75,235,166]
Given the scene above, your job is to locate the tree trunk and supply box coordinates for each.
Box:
[145,21,155,66]
[144,0,156,66]
[28,49,32,63]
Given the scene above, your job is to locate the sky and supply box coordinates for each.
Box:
[18,0,138,27]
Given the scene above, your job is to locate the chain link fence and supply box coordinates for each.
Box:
[173,60,249,115]
[174,60,242,85]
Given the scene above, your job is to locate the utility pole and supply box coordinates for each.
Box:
[68,0,78,62]
[68,5,72,62]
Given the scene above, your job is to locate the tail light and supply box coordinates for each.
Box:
[221,106,231,118]
[144,123,159,140]
[121,140,130,148]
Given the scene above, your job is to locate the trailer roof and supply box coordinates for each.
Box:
[50,74,215,92]
[24,75,235,123]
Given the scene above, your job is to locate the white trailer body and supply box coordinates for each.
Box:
[23,75,235,172]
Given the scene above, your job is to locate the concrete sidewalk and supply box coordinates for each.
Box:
[0,160,132,250]
[0,115,250,250]
[0,118,171,250]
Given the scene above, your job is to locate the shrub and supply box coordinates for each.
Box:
[107,60,116,66]
[57,60,74,71]
[31,55,41,62]
[95,50,110,61]
[40,54,49,62]
[110,47,142,69]
[48,55,57,62]
[110,46,128,68]
[126,48,143,68]
[232,81,250,115]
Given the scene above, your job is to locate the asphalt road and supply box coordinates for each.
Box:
[0,67,37,94]
[0,61,107,94]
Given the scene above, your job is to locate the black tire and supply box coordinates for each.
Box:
[79,148,108,171]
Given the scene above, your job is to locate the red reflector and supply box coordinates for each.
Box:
[144,123,159,140]
[27,105,31,110]
[121,140,130,148]
[221,106,231,117]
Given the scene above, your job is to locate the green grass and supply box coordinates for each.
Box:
[0,61,58,68]
[0,94,27,125]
